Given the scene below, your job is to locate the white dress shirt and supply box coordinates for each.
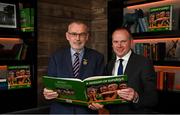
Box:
[112,50,132,76]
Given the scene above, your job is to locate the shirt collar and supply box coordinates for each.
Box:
[71,48,84,57]
[116,50,132,62]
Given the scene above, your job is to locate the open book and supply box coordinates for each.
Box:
[42,75,128,106]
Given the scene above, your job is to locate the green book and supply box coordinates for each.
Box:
[20,8,33,32]
[30,8,34,31]
[148,5,173,32]
[42,75,128,106]
[7,65,31,90]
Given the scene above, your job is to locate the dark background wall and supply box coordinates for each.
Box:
[37,0,107,106]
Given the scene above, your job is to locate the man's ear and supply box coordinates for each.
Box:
[66,32,70,40]
[86,33,89,41]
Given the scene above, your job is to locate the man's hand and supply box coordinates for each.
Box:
[43,88,58,100]
[117,87,139,102]
[88,103,104,110]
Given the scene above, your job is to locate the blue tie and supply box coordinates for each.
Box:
[73,53,80,77]
[117,59,124,75]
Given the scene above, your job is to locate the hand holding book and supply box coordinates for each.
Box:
[117,87,138,102]
[43,88,58,100]
[42,75,128,106]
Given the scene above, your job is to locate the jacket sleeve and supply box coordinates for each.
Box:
[47,55,58,77]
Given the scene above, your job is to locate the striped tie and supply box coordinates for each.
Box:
[73,53,80,77]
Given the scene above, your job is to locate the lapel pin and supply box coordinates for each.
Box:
[83,59,88,65]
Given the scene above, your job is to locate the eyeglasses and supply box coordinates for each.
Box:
[68,32,88,38]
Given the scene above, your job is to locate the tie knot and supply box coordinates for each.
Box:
[74,52,79,57]
[119,59,123,63]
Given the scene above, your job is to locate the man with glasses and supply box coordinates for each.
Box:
[43,21,105,114]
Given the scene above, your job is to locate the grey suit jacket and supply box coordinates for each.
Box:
[104,52,158,113]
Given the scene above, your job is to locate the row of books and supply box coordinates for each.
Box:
[0,43,28,60]
[133,40,180,61]
[125,5,173,33]
[156,71,175,91]
[134,42,165,61]
[0,65,31,90]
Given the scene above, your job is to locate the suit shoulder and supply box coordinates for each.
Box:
[134,53,149,61]
[132,53,153,65]
[86,48,104,57]
[50,47,69,58]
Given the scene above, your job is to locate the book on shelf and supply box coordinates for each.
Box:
[20,44,28,60]
[0,42,28,60]
[155,42,166,61]
[42,75,128,106]
[156,71,175,91]
[0,65,8,90]
[134,42,166,61]
[138,16,149,32]
[19,3,34,32]
[0,65,7,80]
[7,65,31,90]
[0,65,32,90]
[166,72,175,90]
[148,5,173,32]
[165,40,180,61]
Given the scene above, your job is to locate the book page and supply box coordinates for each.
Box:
[42,76,87,105]
[84,75,128,105]
[43,76,83,82]
[42,75,128,106]
[83,75,125,81]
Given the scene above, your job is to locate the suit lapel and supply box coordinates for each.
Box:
[124,52,134,77]
[109,60,115,75]
[65,48,74,77]
[79,48,89,79]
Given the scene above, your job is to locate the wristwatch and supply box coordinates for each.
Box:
[132,92,139,103]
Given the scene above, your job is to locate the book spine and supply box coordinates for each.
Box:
[138,18,145,32]
[141,17,149,32]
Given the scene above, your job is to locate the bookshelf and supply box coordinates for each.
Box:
[0,0,37,113]
[108,0,180,113]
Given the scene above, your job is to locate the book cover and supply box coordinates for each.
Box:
[42,75,128,106]
[0,65,8,90]
[148,5,173,32]
[7,65,31,90]
[20,6,34,32]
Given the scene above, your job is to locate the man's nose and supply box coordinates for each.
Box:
[117,42,123,46]
[75,35,81,40]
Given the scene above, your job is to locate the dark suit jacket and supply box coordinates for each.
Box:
[47,47,105,114]
[104,52,158,113]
